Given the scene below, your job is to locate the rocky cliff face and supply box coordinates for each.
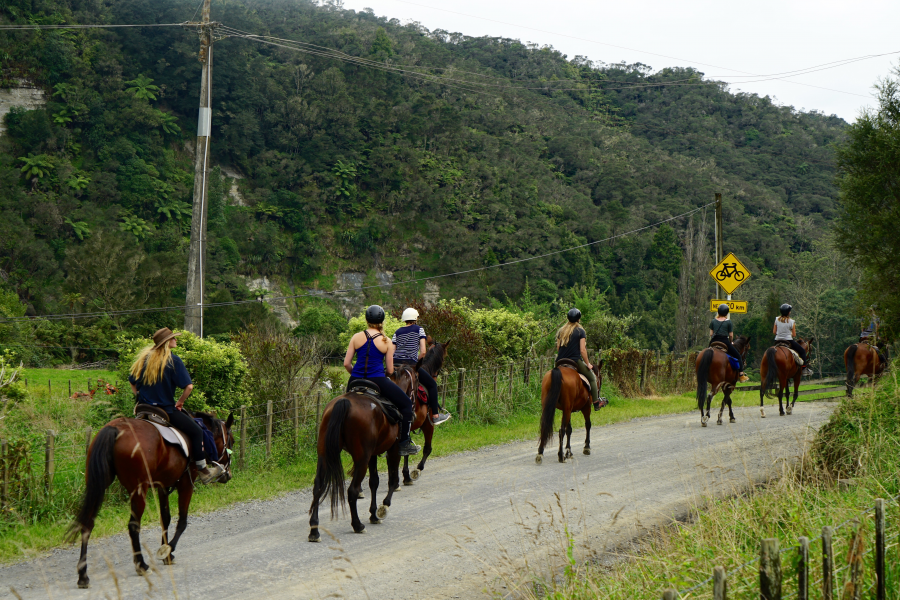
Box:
[0,83,45,135]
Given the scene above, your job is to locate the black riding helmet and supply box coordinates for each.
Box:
[567,308,582,323]
[780,303,792,317]
[365,304,386,324]
[717,304,729,316]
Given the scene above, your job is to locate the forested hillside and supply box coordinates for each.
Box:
[0,0,859,365]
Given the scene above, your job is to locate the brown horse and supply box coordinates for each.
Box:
[68,410,234,589]
[391,340,450,485]
[308,373,415,542]
[536,358,603,464]
[844,342,888,397]
[695,336,751,426]
[759,338,813,417]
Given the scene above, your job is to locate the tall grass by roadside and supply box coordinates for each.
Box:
[510,372,899,599]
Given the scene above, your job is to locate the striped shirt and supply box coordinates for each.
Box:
[392,325,426,363]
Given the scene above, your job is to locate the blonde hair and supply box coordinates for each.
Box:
[130,344,173,386]
[366,322,384,332]
[557,322,584,348]
[778,316,791,324]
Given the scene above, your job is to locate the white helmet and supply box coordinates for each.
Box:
[400,308,419,322]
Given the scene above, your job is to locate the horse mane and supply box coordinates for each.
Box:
[418,342,445,377]
[733,335,750,352]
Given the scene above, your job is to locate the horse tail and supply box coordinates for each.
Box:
[539,368,563,448]
[318,397,349,518]
[846,344,858,387]
[67,425,118,542]
[762,347,780,399]
[695,349,714,410]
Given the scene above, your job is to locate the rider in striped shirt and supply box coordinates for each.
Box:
[392,308,451,426]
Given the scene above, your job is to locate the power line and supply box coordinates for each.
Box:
[0,202,714,324]
[0,23,187,30]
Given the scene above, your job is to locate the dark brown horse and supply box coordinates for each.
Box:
[759,338,813,417]
[390,340,450,485]
[68,411,234,588]
[308,373,415,542]
[844,342,888,397]
[536,358,603,464]
[695,336,751,426]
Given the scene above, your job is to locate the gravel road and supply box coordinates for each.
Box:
[1,403,834,599]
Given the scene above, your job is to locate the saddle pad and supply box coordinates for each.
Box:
[577,374,591,393]
[148,421,190,458]
[788,349,803,365]
[416,384,428,406]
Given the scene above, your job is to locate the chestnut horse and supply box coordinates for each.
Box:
[68,411,234,589]
[390,340,450,486]
[536,358,603,464]
[308,373,415,541]
[759,338,813,417]
[844,342,888,397]
[695,336,751,426]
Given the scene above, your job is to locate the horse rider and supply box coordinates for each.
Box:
[860,309,880,344]
[128,328,224,484]
[709,304,749,382]
[773,304,813,376]
[392,307,451,426]
[344,305,421,456]
[555,308,605,410]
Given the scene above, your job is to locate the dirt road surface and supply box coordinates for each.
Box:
[1,403,834,599]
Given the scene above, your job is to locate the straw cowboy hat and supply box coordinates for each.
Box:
[152,327,181,350]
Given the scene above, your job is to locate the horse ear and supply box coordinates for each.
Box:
[807,337,815,345]
[598,359,604,370]
[225,412,234,429]
[443,339,452,350]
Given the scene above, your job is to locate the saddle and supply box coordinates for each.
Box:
[347,379,402,425]
[133,404,191,458]
[774,342,804,366]
[710,341,729,353]
[554,359,592,394]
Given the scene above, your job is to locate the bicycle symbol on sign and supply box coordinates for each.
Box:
[715,263,745,282]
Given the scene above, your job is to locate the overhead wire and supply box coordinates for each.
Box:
[0,202,715,323]
[0,23,186,30]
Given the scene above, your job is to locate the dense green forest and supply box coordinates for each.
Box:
[0,0,867,371]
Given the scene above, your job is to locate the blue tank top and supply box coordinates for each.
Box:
[350,332,386,378]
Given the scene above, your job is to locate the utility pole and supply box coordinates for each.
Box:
[184,0,214,336]
[714,192,726,300]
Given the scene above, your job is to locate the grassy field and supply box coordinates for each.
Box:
[0,367,844,564]
[18,367,120,396]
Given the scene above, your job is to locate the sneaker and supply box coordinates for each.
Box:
[593,398,609,411]
[802,366,813,377]
[431,413,452,426]
[398,439,421,456]
[196,463,224,484]
[738,373,750,382]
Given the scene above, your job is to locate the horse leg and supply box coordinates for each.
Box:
[348,457,368,534]
[778,385,785,416]
[166,475,193,562]
[76,525,93,588]
[582,405,592,455]
[727,389,736,423]
[402,456,412,485]
[413,420,433,479]
[308,457,324,542]
[702,390,713,427]
[376,444,401,521]
[156,488,173,564]
[368,454,381,523]
[717,393,725,426]
[788,374,800,414]
[557,410,567,463]
[128,488,149,575]
[564,417,574,460]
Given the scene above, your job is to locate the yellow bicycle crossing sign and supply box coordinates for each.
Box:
[709,252,752,295]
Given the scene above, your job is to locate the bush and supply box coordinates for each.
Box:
[292,302,348,355]
[116,330,250,414]
[442,298,543,360]
[396,299,491,369]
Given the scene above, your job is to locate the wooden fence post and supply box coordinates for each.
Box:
[476,368,483,410]
[822,526,834,600]
[48,379,51,395]
[68,379,71,397]
[84,426,92,459]
[798,536,810,600]
[265,399,273,458]
[507,362,514,399]
[316,392,322,430]
[456,368,466,420]
[45,430,55,495]
[524,357,530,384]
[493,366,499,399]
[239,405,246,470]
[713,565,727,600]
[292,395,299,452]
[639,351,648,394]
[876,498,886,600]
[662,590,677,600]
[1,438,7,508]
[760,538,782,600]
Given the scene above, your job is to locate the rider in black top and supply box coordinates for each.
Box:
[709,304,749,382]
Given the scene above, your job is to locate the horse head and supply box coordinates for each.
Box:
[199,411,235,483]
[592,357,604,389]
[734,335,751,357]
[418,339,450,377]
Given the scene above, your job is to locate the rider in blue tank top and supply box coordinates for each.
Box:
[344,305,420,457]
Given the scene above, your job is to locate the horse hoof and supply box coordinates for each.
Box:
[786,406,793,415]
[163,554,175,566]
[308,531,321,543]
[558,456,566,463]
[717,419,722,426]
[369,516,382,524]
[353,525,367,534]
[156,544,172,561]
[780,411,785,416]
[583,448,591,455]
[135,562,148,576]
[410,469,420,481]
[535,454,543,464]
[760,408,766,418]
[357,492,365,499]
[730,418,736,423]
[403,479,414,486]
[376,505,389,520]
[77,578,90,589]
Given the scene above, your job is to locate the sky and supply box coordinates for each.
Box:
[337,0,899,123]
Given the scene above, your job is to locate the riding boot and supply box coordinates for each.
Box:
[398,421,421,457]
[195,459,224,484]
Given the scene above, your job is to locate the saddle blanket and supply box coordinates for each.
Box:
[727,356,741,372]
[148,421,190,458]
